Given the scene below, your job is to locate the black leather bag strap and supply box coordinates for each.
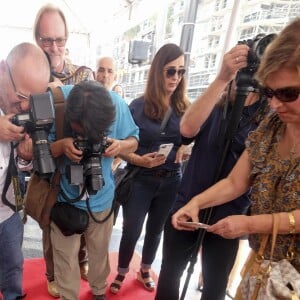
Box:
[2,143,23,211]
[160,107,173,135]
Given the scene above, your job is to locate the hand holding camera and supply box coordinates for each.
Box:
[217,44,249,83]
[16,133,33,161]
[0,114,25,142]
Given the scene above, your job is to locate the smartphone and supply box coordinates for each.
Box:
[177,221,209,229]
[156,143,174,158]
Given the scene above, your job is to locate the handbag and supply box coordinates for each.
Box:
[238,213,300,300]
[23,170,60,228]
[113,107,173,207]
[50,202,89,236]
[114,166,141,206]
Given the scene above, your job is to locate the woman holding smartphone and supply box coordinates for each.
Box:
[110,43,190,294]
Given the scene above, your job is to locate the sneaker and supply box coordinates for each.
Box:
[80,262,88,281]
[47,280,60,298]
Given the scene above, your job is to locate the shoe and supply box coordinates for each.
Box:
[110,274,125,294]
[47,280,60,298]
[93,295,106,300]
[80,262,88,281]
[137,269,155,291]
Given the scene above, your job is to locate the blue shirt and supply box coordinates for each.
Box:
[49,85,139,212]
[173,100,264,224]
[128,97,183,173]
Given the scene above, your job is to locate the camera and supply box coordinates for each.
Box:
[66,137,111,195]
[236,33,277,93]
[238,33,276,75]
[11,92,56,178]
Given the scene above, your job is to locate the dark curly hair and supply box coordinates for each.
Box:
[65,81,116,143]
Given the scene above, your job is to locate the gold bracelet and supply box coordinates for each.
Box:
[288,212,296,234]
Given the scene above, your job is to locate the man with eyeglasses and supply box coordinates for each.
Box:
[34,3,94,85]
[33,3,94,297]
[0,42,50,300]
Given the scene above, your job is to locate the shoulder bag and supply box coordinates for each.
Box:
[238,213,300,300]
[22,87,65,228]
[113,107,173,208]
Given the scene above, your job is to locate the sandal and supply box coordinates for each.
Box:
[110,274,125,294]
[137,269,155,291]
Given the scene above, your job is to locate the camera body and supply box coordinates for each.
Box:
[66,138,111,195]
[11,92,55,178]
[238,33,277,76]
[235,33,276,94]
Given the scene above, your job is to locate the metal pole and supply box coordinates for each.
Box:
[180,0,199,78]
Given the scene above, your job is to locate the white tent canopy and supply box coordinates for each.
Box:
[0,0,127,66]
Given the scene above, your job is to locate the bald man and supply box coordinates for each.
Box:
[95,56,116,90]
[0,42,50,299]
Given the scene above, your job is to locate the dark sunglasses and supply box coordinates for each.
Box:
[165,68,186,78]
[260,87,300,102]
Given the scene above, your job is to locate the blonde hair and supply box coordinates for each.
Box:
[256,17,300,85]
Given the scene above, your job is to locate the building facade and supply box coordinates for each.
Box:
[108,0,300,102]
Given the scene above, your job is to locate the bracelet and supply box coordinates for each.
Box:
[288,212,296,234]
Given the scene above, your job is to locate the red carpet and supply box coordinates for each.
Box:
[23,252,157,300]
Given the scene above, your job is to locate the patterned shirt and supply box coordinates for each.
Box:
[246,112,300,270]
[52,59,94,85]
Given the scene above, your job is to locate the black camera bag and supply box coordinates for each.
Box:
[51,202,89,236]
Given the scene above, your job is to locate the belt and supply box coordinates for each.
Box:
[149,169,179,178]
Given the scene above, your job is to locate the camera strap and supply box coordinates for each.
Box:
[2,143,23,212]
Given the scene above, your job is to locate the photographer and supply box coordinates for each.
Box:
[48,81,138,300]
[155,41,269,300]
[0,43,50,300]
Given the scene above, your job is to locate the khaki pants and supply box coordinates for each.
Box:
[42,225,87,281]
[51,209,113,300]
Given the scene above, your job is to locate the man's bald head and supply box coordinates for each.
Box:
[1,43,50,114]
[6,42,50,83]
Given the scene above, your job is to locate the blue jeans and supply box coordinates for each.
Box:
[0,213,24,300]
[118,173,181,273]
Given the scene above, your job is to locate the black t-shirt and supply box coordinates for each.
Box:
[172,100,263,224]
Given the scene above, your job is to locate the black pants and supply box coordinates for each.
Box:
[155,216,239,300]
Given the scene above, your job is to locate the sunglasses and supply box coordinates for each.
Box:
[260,87,300,102]
[165,68,186,78]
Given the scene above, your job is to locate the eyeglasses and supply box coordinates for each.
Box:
[260,86,300,102]
[6,62,29,101]
[164,68,186,78]
[39,37,67,47]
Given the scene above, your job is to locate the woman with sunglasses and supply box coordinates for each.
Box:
[172,17,300,297]
[110,43,190,294]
